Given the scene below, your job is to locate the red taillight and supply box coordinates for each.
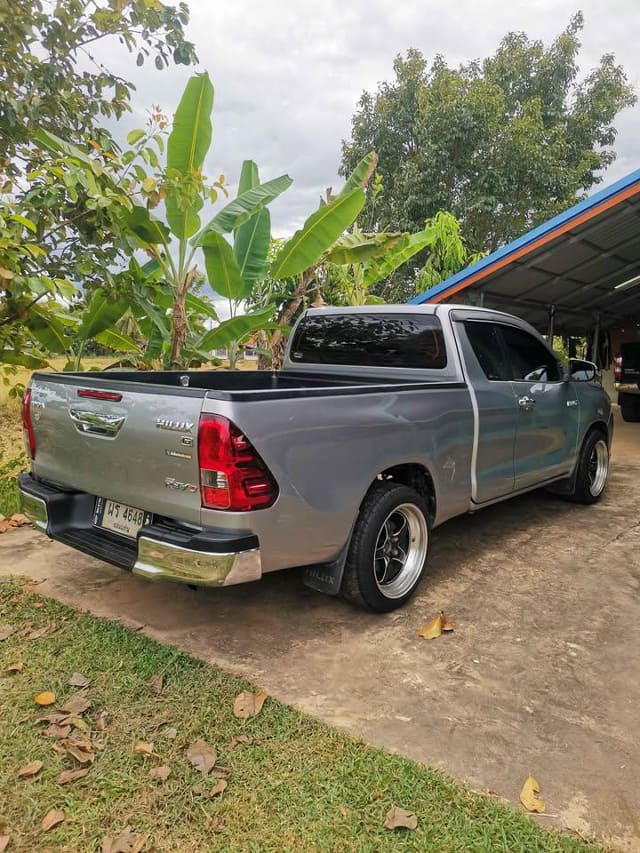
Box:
[78,389,123,401]
[614,353,622,381]
[22,387,36,460]
[197,414,278,511]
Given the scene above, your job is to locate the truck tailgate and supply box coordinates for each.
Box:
[29,376,204,525]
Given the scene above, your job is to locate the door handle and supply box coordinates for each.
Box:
[517,396,536,411]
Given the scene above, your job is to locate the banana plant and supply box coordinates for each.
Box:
[116,72,292,368]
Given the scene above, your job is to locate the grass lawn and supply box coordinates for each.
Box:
[0,580,600,852]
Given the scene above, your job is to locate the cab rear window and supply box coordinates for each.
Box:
[290,313,447,369]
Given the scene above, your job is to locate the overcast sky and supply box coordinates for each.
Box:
[92,0,639,241]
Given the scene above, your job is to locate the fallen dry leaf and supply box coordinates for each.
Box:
[101,827,147,853]
[34,691,56,706]
[41,809,65,832]
[161,726,177,740]
[36,712,70,725]
[133,741,155,757]
[44,724,72,739]
[0,835,9,852]
[0,624,16,641]
[57,768,89,785]
[384,805,418,831]
[186,739,217,774]
[68,715,89,733]
[148,673,163,694]
[61,693,90,716]
[149,765,171,782]
[193,779,227,799]
[65,742,95,764]
[26,623,58,641]
[68,672,91,688]
[520,775,545,813]
[417,611,454,640]
[339,805,350,817]
[9,513,29,527]
[0,519,11,533]
[95,709,111,731]
[207,779,227,798]
[227,734,257,750]
[5,662,24,674]
[18,760,43,779]
[233,689,268,720]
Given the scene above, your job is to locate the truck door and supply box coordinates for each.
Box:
[497,323,579,489]
[459,321,518,503]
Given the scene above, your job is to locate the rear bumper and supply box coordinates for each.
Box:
[17,474,262,587]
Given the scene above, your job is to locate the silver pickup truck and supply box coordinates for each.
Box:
[19,305,612,612]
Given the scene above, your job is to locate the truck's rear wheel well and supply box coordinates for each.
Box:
[374,464,436,523]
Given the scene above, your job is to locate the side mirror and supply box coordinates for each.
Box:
[569,358,598,383]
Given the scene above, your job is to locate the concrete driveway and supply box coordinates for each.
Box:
[2,410,639,850]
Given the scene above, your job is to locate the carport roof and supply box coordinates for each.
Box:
[409,168,640,333]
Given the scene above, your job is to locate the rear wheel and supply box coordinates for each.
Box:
[341,482,430,612]
[620,393,640,422]
[565,429,609,504]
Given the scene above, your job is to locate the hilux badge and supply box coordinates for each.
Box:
[156,418,194,432]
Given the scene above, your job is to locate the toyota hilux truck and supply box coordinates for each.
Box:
[18,305,613,612]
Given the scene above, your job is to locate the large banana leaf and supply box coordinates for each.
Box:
[363,226,437,286]
[338,151,378,196]
[185,292,218,321]
[133,296,171,342]
[121,205,171,245]
[202,232,248,301]
[77,290,129,342]
[27,307,69,354]
[195,305,275,352]
[325,231,403,265]
[271,189,366,280]
[165,73,214,240]
[193,174,292,243]
[233,160,271,285]
[94,328,143,354]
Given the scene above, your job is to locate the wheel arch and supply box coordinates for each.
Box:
[366,462,437,524]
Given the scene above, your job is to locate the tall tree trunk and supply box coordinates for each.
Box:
[266,271,313,368]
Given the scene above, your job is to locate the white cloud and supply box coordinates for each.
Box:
[90,0,639,238]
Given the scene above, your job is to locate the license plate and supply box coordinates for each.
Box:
[94,497,151,539]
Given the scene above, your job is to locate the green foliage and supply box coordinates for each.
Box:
[340,15,636,254]
[0,0,197,175]
[1,1,197,372]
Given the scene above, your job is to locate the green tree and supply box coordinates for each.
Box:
[0,0,198,371]
[340,14,636,254]
[0,0,197,175]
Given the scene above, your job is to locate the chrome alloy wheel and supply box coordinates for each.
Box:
[373,502,428,599]
[588,438,609,497]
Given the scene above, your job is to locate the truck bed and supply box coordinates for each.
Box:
[33,369,463,401]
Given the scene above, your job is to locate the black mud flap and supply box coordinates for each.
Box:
[302,548,348,596]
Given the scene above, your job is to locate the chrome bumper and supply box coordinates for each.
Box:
[133,537,262,586]
[18,474,261,588]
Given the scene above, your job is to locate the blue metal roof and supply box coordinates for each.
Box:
[409,167,640,304]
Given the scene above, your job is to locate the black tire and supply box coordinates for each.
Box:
[565,429,610,504]
[341,481,431,613]
[620,394,640,422]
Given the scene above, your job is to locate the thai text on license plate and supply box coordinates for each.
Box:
[94,498,151,539]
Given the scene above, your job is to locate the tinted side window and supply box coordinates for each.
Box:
[290,313,447,369]
[464,322,510,381]
[499,325,560,382]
